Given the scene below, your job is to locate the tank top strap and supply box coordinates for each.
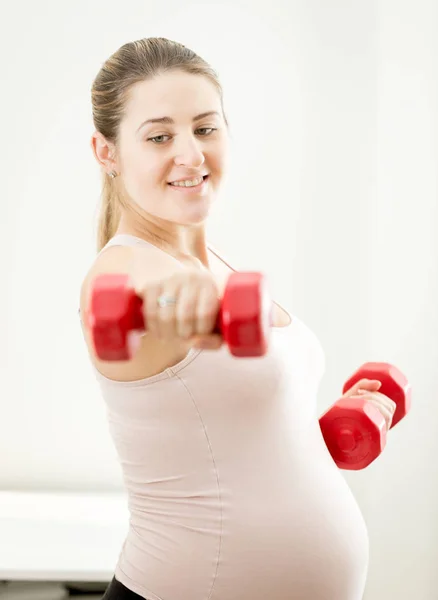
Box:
[100,234,232,271]
[97,233,156,255]
[207,242,239,273]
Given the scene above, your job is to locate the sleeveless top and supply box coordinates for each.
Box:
[80,234,369,600]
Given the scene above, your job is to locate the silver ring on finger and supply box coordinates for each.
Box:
[157,294,178,308]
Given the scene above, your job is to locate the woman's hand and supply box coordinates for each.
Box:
[138,268,224,350]
[342,378,397,431]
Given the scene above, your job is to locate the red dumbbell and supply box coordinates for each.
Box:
[85,272,273,360]
[319,362,412,470]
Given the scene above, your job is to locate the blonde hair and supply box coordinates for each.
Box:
[91,37,228,253]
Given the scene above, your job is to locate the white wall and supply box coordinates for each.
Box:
[1,0,437,598]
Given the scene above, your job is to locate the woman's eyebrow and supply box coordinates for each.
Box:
[137,111,220,132]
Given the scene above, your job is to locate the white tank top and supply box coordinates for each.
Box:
[82,234,369,600]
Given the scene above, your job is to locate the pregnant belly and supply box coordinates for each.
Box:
[118,423,369,600]
[214,428,369,600]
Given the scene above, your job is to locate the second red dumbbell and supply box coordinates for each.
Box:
[319,362,412,470]
[86,271,273,361]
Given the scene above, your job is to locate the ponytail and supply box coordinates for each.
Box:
[96,172,121,253]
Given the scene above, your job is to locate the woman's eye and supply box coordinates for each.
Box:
[148,134,170,144]
[196,127,216,136]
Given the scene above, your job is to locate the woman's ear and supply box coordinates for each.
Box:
[90,130,118,174]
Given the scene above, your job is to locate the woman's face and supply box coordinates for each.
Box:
[116,70,229,226]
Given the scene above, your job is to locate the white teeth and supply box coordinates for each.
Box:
[170,176,204,187]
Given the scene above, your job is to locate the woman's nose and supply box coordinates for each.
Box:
[173,137,205,168]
